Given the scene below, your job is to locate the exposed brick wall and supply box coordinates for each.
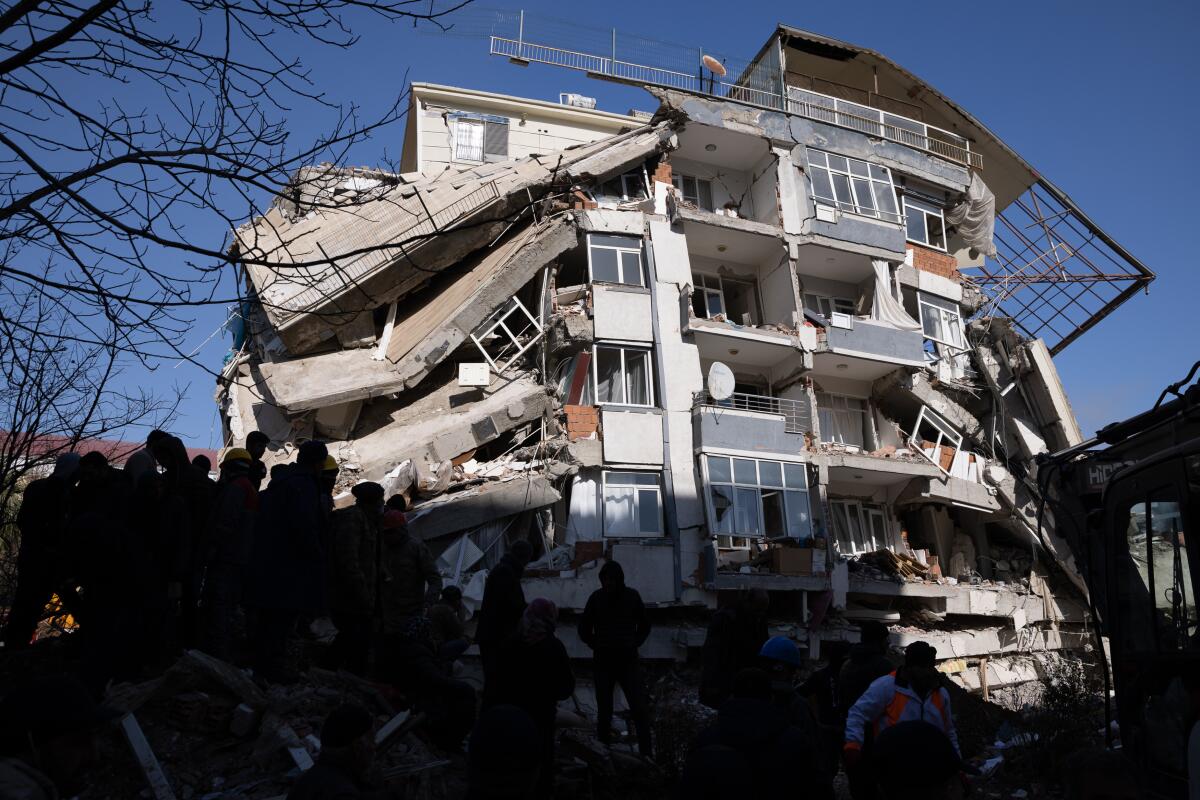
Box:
[652,160,672,186]
[564,404,600,441]
[907,244,960,281]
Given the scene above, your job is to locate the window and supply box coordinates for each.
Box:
[830,500,893,555]
[704,455,812,540]
[804,293,856,320]
[918,292,965,349]
[599,170,647,202]
[693,273,726,318]
[593,345,654,407]
[588,234,644,287]
[816,393,867,449]
[911,405,963,475]
[672,173,714,211]
[903,196,947,250]
[1121,488,1196,651]
[602,471,663,537]
[806,150,900,222]
[451,114,509,163]
[469,296,544,373]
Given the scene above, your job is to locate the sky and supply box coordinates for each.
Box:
[124,0,1199,448]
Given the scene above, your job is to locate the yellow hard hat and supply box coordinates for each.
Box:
[222,448,252,466]
[323,455,339,472]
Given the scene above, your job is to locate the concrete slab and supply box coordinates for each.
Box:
[406,476,561,542]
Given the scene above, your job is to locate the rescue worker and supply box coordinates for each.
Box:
[379,509,440,633]
[840,621,896,800]
[191,454,213,476]
[758,636,831,797]
[123,428,168,483]
[3,453,80,649]
[699,588,769,708]
[288,703,397,800]
[870,721,963,800]
[245,430,270,489]
[799,639,852,784]
[384,616,475,751]
[475,539,532,683]
[326,481,385,675]
[201,448,259,661]
[319,454,340,513]
[844,641,960,796]
[428,585,470,661]
[579,560,653,758]
[247,440,329,683]
[485,598,575,799]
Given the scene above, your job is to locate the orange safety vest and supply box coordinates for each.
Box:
[873,671,951,737]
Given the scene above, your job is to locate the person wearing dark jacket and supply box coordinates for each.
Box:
[287,704,397,800]
[799,639,852,784]
[475,539,532,679]
[3,453,80,650]
[326,482,384,675]
[486,598,575,799]
[200,449,259,661]
[246,440,329,683]
[839,621,895,717]
[684,668,822,798]
[698,588,769,709]
[579,560,652,757]
[379,510,440,632]
[382,616,475,751]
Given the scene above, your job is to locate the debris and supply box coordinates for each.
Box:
[177,649,266,710]
[121,713,177,800]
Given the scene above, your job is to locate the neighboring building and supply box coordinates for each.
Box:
[219,22,1153,699]
[1,431,219,479]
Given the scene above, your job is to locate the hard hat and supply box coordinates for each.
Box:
[221,448,252,466]
[322,455,339,472]
[759,636,802,668]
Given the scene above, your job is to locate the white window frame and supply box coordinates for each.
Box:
[453,117,484,162]
[469,296,544,373]
[692,273,726,319]
[587,233,645,288]
[672,173,715,211]
[910,405,963,476]
[902,196,948,251]
[592,344,655,408]
[703,455,813,541]
[917,292,966,350]
[599,170,647,202]
[804,292,856,320]
[830,499,893,555]
[806,149,901,223]
[816,393,867,449]
[601,471,664,538]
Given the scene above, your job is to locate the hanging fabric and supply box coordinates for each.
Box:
[870,260,922,331]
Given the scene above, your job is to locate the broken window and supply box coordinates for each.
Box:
[911,405,963,475]
[593,344,653,407]
[806,149,900,222]
[917,292,966,350]
[469,296,544,373]
[804,292,856,321]
[704,455,812,540]
[830,499,892,555]
[816,393,866,449]
[902,196,947,250]
[692,273,726,319]
[587,234,645,287]
[693,272,759,324]
[598,170,647,202]
[672,173,714,211]
[602,471,663,537]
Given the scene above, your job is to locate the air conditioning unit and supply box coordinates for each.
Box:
[559,93,597,109]
[830,312,855,329]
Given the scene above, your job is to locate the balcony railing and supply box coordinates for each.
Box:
[696,391,812,435]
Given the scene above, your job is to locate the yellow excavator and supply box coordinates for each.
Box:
[1039,361,1198,798]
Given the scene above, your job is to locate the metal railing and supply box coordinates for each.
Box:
[787,87,981,169]
[696,391,812,435]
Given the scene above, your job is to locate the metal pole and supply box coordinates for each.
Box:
[776,34,786,111]
[518,9,524,54]
[611,28,616,75]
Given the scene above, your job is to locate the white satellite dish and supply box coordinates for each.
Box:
[701,54,727,77]
[707,361,735,401]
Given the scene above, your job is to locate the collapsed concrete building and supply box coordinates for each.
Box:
[216,27,1154,701]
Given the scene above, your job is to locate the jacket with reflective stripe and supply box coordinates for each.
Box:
[844,672,960,755]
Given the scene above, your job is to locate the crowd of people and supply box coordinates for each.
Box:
[0,428,993,799]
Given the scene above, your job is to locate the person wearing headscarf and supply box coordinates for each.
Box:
[485,598,575,799]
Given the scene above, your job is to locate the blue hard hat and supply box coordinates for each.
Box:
[759,636,801,668]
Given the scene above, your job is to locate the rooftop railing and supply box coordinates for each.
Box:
[695,390,812,435]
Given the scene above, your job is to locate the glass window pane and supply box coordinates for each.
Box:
[761,489,786,537]
[906,205,926,243]
[848,159,869,178]
[869,164,889,181]
[595,347,623,404]
[620,251,643,286]
[638,489,661,534]
[733,458,757,484]
[590,234,640,249]
[832,173,854,209]
[810,168,835,203]
[710,484,734,533]
[591,247,620,282]
[828,155,849,174]
[758,460,783,487]
[707,456,731,482]
[852,178,876,212]
[735,487,761,535]
[807,150,827,167]
[624,350,650,405]
[706,291,724,318]
[874,182,898,216]
[604,486,637,536]
[698,180,714,211]
[927,213,946,249]
[784,463,806,489]
[629,473,659,486]
[785,490,812,539]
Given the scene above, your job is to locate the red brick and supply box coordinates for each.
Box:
[652,161,672,185]
[907,244,960,281]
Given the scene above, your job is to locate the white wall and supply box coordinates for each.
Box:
[748,150,780,226]
[810,375,872,397]
[601,410,665,465]
[759,255,798,327]
[670,156,753,216]
[593,286,654,342]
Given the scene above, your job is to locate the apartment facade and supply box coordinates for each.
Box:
[219,25,1148,695]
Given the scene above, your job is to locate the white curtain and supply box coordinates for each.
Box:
[870,260,922,331]
[565,472,602,544]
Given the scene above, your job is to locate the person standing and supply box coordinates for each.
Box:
[428,585,471,661]
[578,560,653,758]
[699,588,769,709]
[123,429,168,483]
[378,509,440,633]
[475,539,532,682]
[200,449,259,661]
[839,621,895,800]
[326,482,384,675]
[3,453,80,650]
[245,431,270,490]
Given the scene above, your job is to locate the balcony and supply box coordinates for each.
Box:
[693,391,810,458]
[697,391,811,434]
[813,318,927,380]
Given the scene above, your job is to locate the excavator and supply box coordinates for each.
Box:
[1038,361,1198,798]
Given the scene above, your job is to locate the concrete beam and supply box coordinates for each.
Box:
[895,475,1003,513]
[406,475,561,542]
[893,626,1090,660]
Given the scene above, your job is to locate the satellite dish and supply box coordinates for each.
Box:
[707,362,735,401]
[702,54,727,77]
